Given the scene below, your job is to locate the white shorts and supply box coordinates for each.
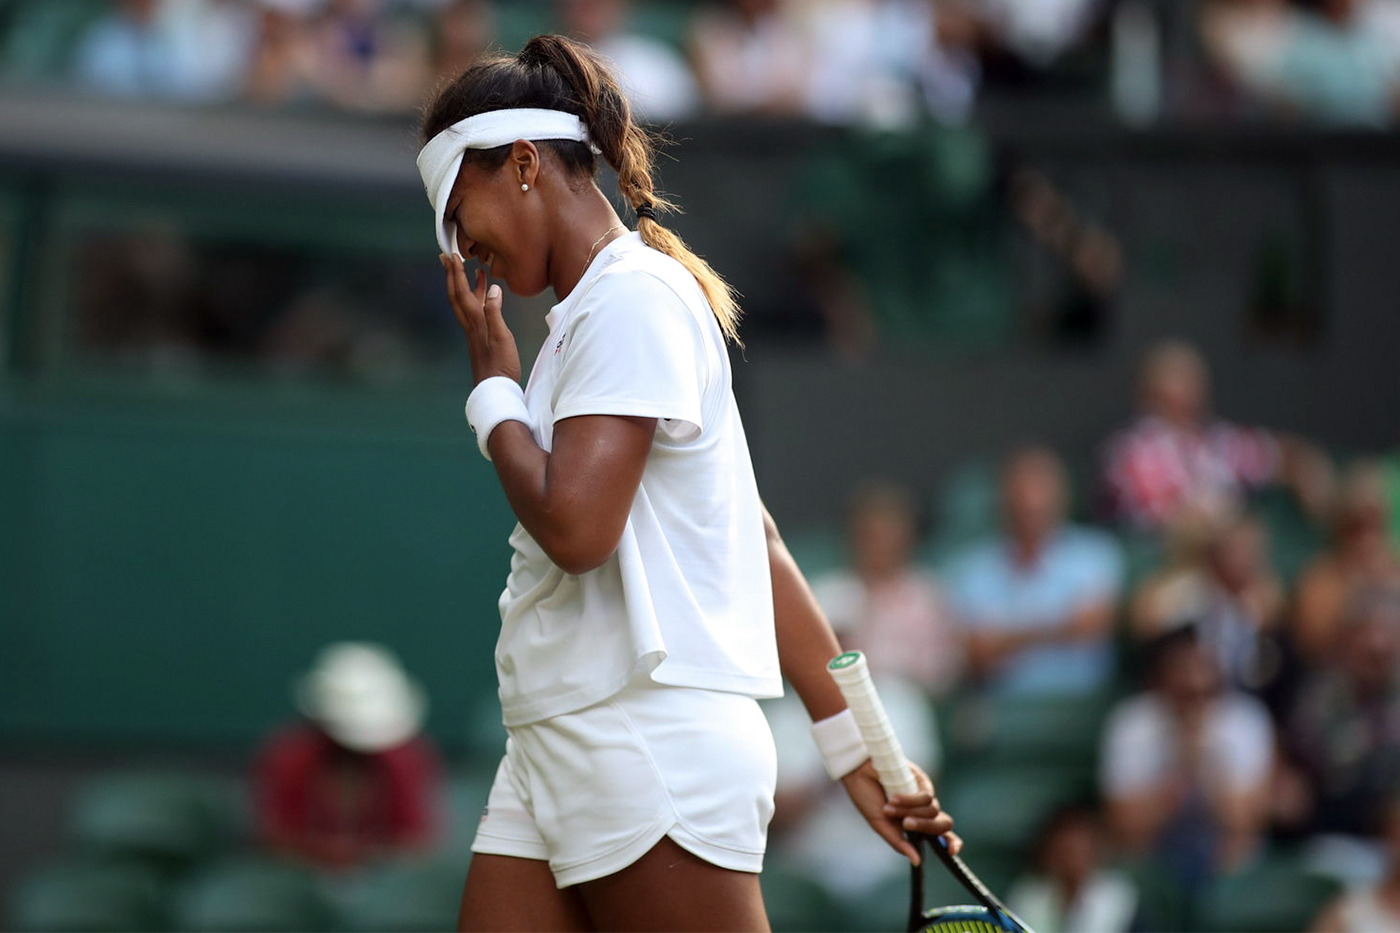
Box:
[470,677,778,888]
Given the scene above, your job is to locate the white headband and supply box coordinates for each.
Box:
[416,108,600,256]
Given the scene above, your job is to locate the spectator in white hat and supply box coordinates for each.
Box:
[253,642,443,870]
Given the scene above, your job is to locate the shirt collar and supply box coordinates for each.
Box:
[544,231,644,331]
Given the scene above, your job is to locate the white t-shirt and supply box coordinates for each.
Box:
[1099,691,1274,797]
[494,232,779,727]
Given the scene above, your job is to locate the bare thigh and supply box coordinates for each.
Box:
[577,836,770,933]
[458,853,592,933]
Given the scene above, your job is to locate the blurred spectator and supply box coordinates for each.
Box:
[1130,505,1220,638]
[560,0,699,121]
[246,0,430,111]
[75,226,202,372]
[969,0,1106,72]
[1006,806,1140,933]
[944,446,1125,696]
[1287,587,1400,839]
[1202,0,1400,128]
[1134,511,1284,691]
[793,0,949,127]
[1007,167,1124,346]
[688,0,811,116]
[1100,625,1274,885]
[810,482,962,697]
[245,0,324,105]
[427,0,494,87]
[301,0,431,112]
[1101,339,1333,533]
[1295,461,1400,660]
[1310,793,1400,932]
[254,642,442,871]
[73,0,257,101]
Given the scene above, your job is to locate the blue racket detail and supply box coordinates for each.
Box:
[908,833,1030,933]
[918,904,1019,932]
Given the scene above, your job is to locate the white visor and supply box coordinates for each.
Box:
[416,108,600,256]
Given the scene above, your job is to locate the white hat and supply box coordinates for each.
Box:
[296,642,427,753]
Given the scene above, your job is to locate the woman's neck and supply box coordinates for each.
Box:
[549,186,628,301]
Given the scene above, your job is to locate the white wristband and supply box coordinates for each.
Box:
[811,708,870,780]
[464,377,529,461]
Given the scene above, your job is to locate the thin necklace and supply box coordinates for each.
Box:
[583,224,625,270]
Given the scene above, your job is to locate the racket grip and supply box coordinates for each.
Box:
[827,651,920,798]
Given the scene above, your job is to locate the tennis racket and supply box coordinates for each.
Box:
[827,651,1033,933]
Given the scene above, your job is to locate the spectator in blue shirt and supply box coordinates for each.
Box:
[944,445,1125,696]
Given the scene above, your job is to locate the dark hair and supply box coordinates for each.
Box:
[421,35,741,343]
[1142,622,1201,677]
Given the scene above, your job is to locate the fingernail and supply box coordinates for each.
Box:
[487,284,501,299]
[883,805,896,815]
[903,817,917,830]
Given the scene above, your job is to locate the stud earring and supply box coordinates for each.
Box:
[521,184,530,192]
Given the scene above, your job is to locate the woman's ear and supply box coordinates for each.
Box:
[511,140,540,191]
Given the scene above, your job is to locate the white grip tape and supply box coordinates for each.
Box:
[827,651,919,797]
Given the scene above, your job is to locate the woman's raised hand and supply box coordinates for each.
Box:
[441,253,521,386]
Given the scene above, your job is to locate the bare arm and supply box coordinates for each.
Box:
[488,415,654,575]
[964,598,1114,676]
[762,503,958,863]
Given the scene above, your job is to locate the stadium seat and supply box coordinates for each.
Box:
[340,856,465,932]
[0,0,108,82]
[952,690,1114,773]
[1192,849,1341,933]
[69,772,240,867]
[172,857,333,933]
[939,766,1092,862]
[1119,858,1189,933]
[7,859,169,933]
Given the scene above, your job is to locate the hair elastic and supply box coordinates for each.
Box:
[635,203,657,221]
[417,108,601,256]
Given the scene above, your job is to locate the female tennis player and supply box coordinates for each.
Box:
[418,35,957,932]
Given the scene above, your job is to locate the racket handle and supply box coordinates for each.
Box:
[827,651,919,797]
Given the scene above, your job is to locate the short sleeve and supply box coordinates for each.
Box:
[1209,696,1274,792]
[1217,422,1281,488]
[1100,698,1167,797]
[552,271,707,443]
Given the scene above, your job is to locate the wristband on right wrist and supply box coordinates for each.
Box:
[811,708,870,780]
[464,376,529,461]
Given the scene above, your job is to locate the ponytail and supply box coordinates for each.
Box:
[422,35,743,344]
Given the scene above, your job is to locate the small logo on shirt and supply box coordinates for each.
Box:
[553,333,566,355]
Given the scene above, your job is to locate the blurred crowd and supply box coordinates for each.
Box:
[765,337,1400,931]
[2,0,1400,128]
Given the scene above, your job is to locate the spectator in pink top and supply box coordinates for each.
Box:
[810,482,961,697]
[1102,339,1332,533]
